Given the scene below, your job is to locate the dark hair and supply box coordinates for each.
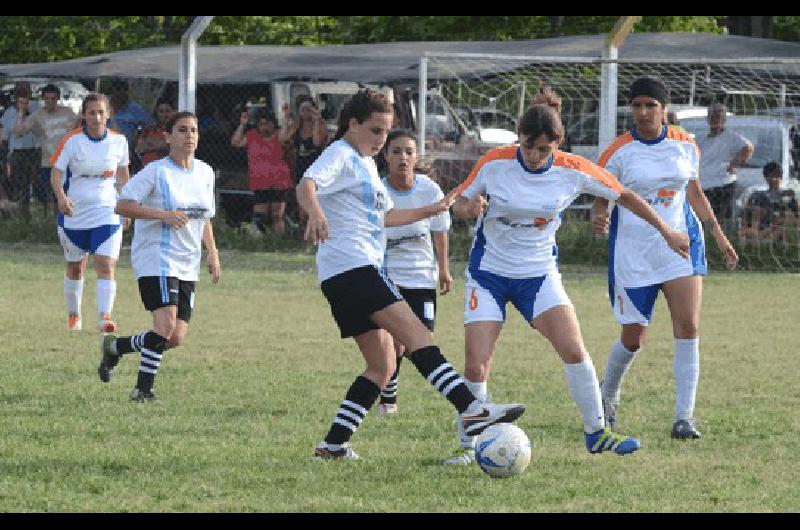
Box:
[108,78,129,92]
[533,85,562,113]
[334,89,393,141]
[41,84,61,98]
[763,161,781,177]
[81,92,110,115]
[518,104,564,144]
[165,111,197,134]
[384,128,417,151]
[295,94,315,108]
[254,109,278,127]
[629,76,670,105]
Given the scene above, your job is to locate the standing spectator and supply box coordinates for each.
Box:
[287,98,328,225]
[696,103,754,223]
[98,112,220,402]
[135,98,176,166]
[51,93,130,333]
[107,79,154,145]
[739,161,799,243]
[1,86,40,220]
[14,84,79,217]
[231,108,292,236]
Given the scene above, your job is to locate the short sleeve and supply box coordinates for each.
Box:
[120,163,157,204]
[53,136,74,172]
[118,136,130,168]
[577,165,622,202]
[428,182,450,232]
[459,167,485,199]
[304,143,347,194]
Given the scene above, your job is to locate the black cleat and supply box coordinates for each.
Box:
[130,388,161,404]
[97,334,121,383]
[671,419,702,440]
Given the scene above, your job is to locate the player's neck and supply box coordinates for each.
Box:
[387,172,414,192]
[169,153,193,170]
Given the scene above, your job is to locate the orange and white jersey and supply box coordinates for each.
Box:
[459,146,622,279]
[599,126,706,288]
[51,128,129,229]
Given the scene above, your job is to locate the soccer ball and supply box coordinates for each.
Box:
[475,423,532,478]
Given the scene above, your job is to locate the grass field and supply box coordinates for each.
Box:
[0,244,798,512]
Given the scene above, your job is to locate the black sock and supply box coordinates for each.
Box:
[115,331,148,355]
[253,213,268,233]
[324,375,381,447]
[134,331,167,393]
[380,356,402,405]
[408,345,475,414]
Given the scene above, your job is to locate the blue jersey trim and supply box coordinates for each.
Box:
[83,126,108,143]
[631,126,667,145]
[516,148,554,174]
[468,218,488,277]
[684,200,707,276]
[607,205,620,306]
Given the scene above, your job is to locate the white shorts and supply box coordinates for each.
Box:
[58,224,122,262]
[609,282,663,326]
[464,269,572,324]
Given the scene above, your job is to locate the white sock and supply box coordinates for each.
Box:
[458,379,488,450]
[674,338,700,422]
[64,277,84,316]
[601,340,637,404]
[96,279,116,317]
[564,357,605,433]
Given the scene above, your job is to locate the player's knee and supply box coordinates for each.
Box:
[674,321,699,339]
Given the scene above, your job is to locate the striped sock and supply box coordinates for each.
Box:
[324,375,381,447]
[408,345,475,414]
[134,331,167,393]
[115,331,148,355]
[380,357,402,405]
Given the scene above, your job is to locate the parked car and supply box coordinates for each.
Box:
[0,77,89,115]
[455,106,519,146]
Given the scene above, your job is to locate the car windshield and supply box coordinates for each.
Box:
[682,119,783,168]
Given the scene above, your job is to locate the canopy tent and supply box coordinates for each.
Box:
[3,33,800,84]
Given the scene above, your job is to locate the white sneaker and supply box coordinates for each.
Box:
[313,442,360,460]
[461,402,526,437]
[442,448,475,466]
[376,403,398,416]
[67,314,82,331]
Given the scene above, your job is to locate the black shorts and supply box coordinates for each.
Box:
[320,265,403,339]
[398,287,437,332]
[138,276,196,323]
[253,189,290,203]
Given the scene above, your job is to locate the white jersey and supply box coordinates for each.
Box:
[383,174,450,289]
[304,139,393,283]
[119,157,216,281]
[51,128,129,229]
[600,126,706,288]
[696,128,752,189]
[460,146,622,279]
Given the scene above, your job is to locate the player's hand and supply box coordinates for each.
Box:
[57,196,74,216]
[715,233,739,270]
[240,112,249,127]
[592,210,610,235]
[122,217,131,231]
[431,189,459,215]
[282,103,291,116]
[439,271,454,295]
[304,210,329,245]
[466,194,488,217]
[162,209,189,229]
[207,251,221,284]
[665,230,690,259]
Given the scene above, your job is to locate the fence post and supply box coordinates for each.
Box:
[419,55,428,161]
[180,16,214,113]
[599,45,618,159]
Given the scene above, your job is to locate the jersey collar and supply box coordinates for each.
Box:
[384,174,418,196]
[83,126,108,143]
[631,125,667,145]
[516,147,554,174]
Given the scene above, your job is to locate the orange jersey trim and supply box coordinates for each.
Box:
[456,145,518,196]
[49,128,84,167]
[598,132,635,169]
[554,150,623,194]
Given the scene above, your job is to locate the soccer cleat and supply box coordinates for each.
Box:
[602,396,618,430]
[461,402,526,437]
[671,419,702,440]
[442,448,476,466]
[313,442,359,461]
[67,314,82,331]
[130,388,161,404]
[585,427,641,455]
[376,403,398,417]
[97,314,117,333]
[97,334,121,383]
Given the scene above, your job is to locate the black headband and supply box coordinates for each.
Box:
[629,77,669,105]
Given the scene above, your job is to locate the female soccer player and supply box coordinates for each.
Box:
[376,129,453,416]
[97,112,220,403]
[593,77,738,439]
[51,93,130,333]
[442,92,691,465]
[296,89,525,460]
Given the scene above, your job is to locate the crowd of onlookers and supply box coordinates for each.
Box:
[1,80,797,244]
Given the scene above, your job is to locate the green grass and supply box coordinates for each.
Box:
[0,245,798,512]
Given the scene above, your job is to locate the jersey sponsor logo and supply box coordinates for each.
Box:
[497,216,554,230]
[386,232,428,250]
[648,188,678,208]
[177,206,209,220]
[103,169,115,178]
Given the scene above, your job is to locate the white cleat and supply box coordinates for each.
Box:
[442,448,475,466]
[376,403,398,417]
[461,402,526,437]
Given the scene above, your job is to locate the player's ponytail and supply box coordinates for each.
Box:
[519,86,564,144]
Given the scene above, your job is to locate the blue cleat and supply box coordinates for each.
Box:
[585,427,640,455]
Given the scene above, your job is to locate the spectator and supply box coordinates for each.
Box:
[14,83,79,217]
[1,85,40,220]
[790,126,800,171]
[231,108,292,236]
[286,97,328,225]
[739,161,799,243]
[107,78,154,145]
[135,98,176,166]
[696,103,754,223]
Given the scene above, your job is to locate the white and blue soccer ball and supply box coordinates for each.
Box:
[475,423,532,478]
